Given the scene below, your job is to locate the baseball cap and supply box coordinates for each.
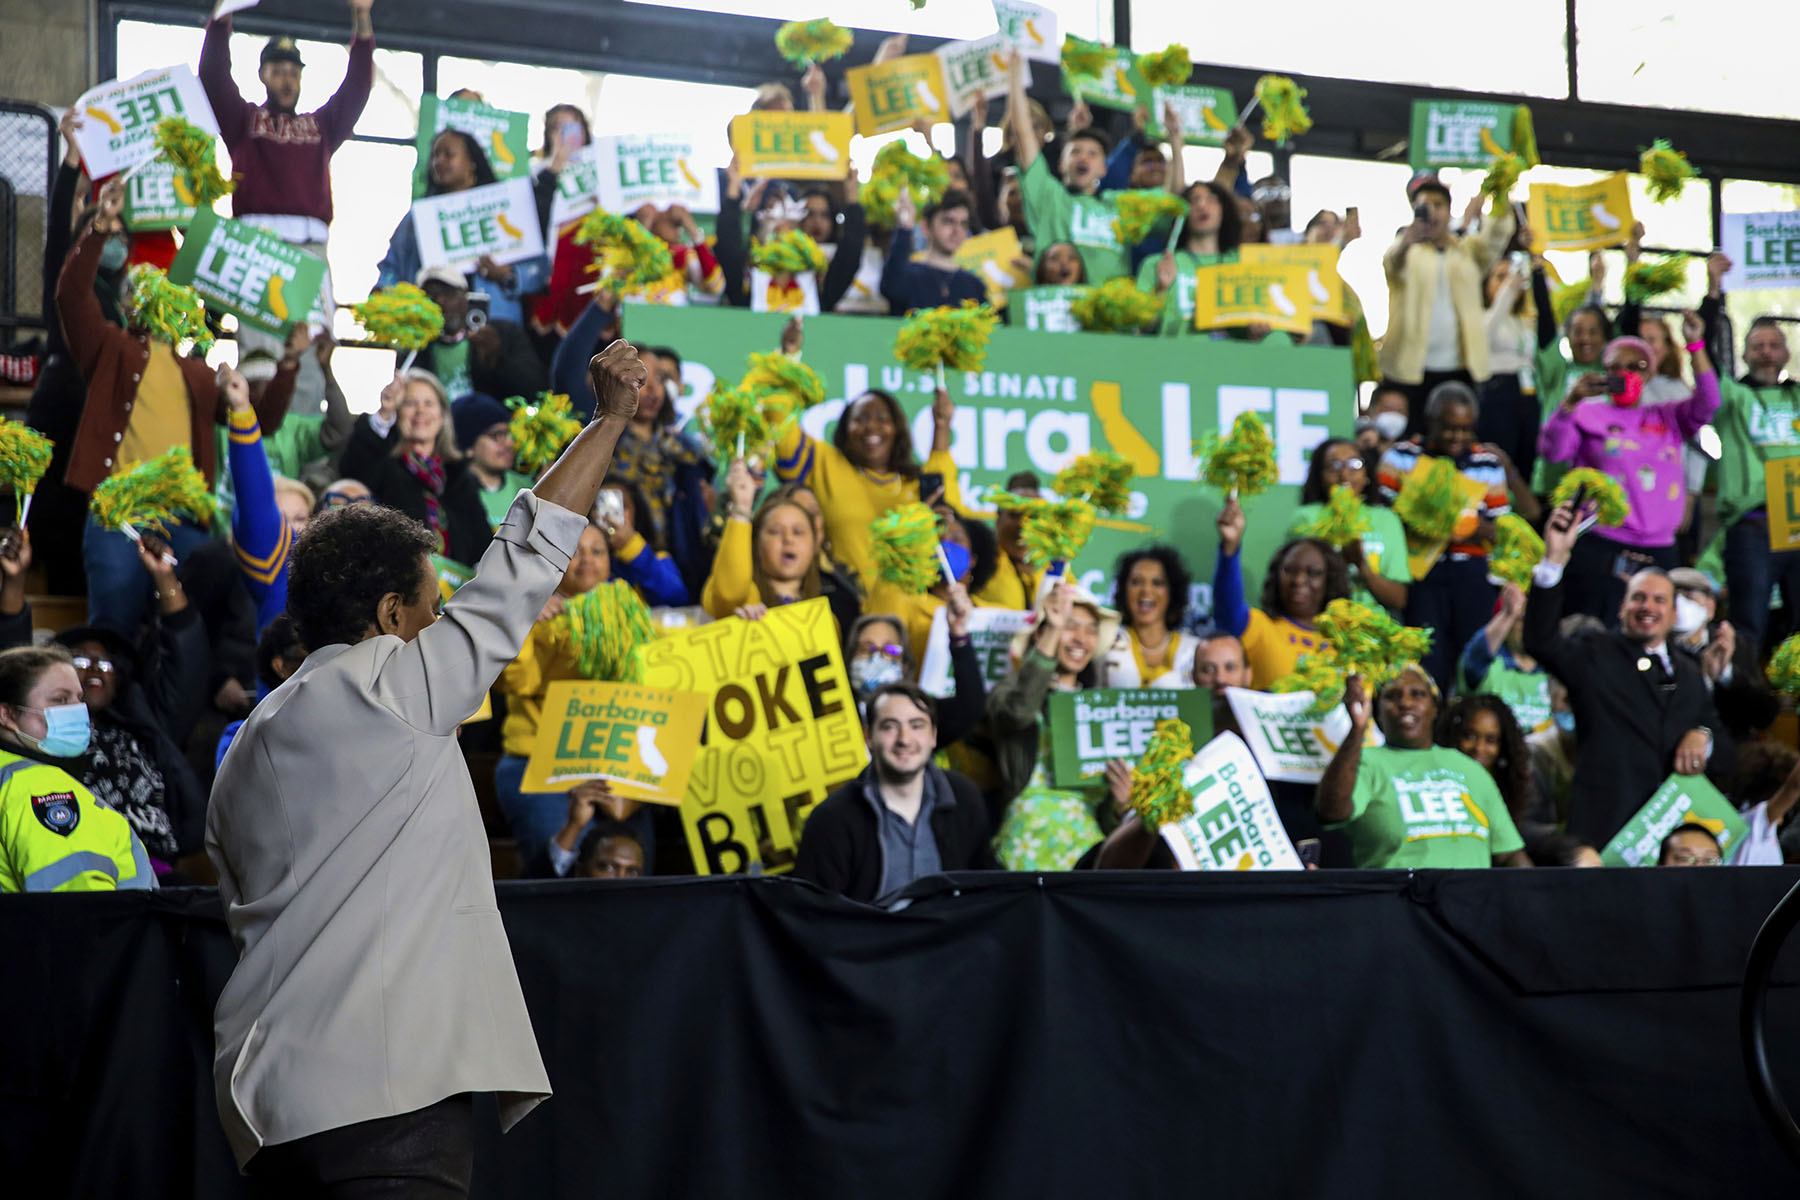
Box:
[1406,170,1450,203]
[415,266,468,291]
[260,37,305,68]
[1667,568,1718,597]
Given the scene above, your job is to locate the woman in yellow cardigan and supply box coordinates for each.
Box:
[703,459,861,635]
[493,522,644,868]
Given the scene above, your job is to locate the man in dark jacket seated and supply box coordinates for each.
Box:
[795,682,996,905]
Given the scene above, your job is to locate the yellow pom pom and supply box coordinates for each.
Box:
[1197,412,1278,498]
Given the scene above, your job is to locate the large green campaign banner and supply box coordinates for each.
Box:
[624,305,1356,608]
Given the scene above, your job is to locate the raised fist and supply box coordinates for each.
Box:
[588,339,647,421]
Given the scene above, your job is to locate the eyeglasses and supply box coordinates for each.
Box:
[322,492,373,508]
[858,643,904,660]
[71,656,114,674]
[1328,456,1365,472]
[1666,853,1723,866]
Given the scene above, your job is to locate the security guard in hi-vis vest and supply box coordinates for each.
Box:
[0,645,153,893]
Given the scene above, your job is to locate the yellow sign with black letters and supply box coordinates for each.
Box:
[640,597,867,875]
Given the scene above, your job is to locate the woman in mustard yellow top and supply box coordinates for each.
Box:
[493,522,644,865]
[702,460,860,636]
[771,364,960,590]
[1211,495,1352,690]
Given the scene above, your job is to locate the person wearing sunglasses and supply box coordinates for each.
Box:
[1287,438,1411,616]
[1537,312,1719,623]
[315,478,373,511]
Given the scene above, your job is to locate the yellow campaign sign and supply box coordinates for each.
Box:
[729,111,853,181]
[640,597,867,875]
[521,681,709,803]
[1399,456,1494,579]
[953,225,1032,308]
[1239,243,1346,327]
[1527,173,1634,253]
[846,53,951,138]
[1191,260,1314,336]
[1764,458,1800,551]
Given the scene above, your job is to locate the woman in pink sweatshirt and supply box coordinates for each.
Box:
[1537,311,1719,622]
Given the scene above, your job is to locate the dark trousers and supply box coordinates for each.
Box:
[1391,369,1475,439]
[1478,372,1538,484]
[1565,531,1679,628]
[1724,514,1800,657]
[247,1094,474,1199]
[1405,556,1497,697]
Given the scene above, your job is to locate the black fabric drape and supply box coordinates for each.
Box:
[5,871,1800,1197]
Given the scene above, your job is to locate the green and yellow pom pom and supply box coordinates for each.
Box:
[989,489,1097,568]
[1511,106,1539,167]
[698,379,785,463]
[1766,633,1800,698]
[1053,450,1134,516]
[1129,718,1196,828]
[1070,278,1162,333]
[557,579,656,683]
[1624,257,1689,303]
[1135,44,1191,90]
[1298,484,1371,548]
[1112,189,1187,246]
[774,18,854,68]
[352,282,445,351]
[894,300,999,373]
[1640,138,1697,205]
[751,229,828,277]
[870,501,944,593]
[126,264,210,353]
[153,115,234,207]
[1272,649,1347,715]
[0,420,55,500]
[1551,277,1592,328]
[1253,74,1312,146]
[1487,513,1545,589]
[1551,467,1631,527]
[506,392,582,475]
[90,446,214,536]
[740,351,824,427]
[574,209,675,290]
[1392,456,1466,544]
[1481,152,1527,212]
[859,172,903,229]
[1060,35,1111,82]
[872,141,949,200]
[1275,598,1434,713]
[1198,411,1278,498]
[1351,317,1380,385]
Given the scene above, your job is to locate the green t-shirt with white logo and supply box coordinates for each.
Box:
[1464,656,1552,736]
[1285,503,1411,613]
[1020,155,1128,285]
[1133,248,1230,336]
[1330,744,1523,869]
[1713,375,1800,530]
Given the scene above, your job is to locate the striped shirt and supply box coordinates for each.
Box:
[1377,437,1509,560]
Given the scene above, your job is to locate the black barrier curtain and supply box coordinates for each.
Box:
[6,870,1800,1198]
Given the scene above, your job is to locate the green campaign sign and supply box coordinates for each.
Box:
[1061,37,1148,113]
[1601,773,1750,867]
[168,208,327,336]
[1008,286,1081,333]
[1048,688,1213,786]
[1147,84,1239,147]
[1408,100,1520,169]
[629,303,1355,613]
[411,94,531,200]
[122,159,199,232]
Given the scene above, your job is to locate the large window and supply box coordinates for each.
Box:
[1129,1,1569,98]
[1573,0,1800,119]
[623,0,1110,41]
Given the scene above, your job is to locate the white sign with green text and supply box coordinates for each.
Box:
[1225,687,1384,784]
[1722,212,1800,292]
[411,177,544,271]
[1161,732,1301,870]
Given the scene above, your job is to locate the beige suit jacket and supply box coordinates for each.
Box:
[206,490,583,1167]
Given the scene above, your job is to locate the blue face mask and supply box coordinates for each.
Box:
[1552,710,1575,735]
[98,236,129,272]
[22,702,92,757]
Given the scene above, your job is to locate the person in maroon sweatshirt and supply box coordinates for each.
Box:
[198,0,375,415]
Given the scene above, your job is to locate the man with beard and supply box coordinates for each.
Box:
[1524,502,1734,847]
[200,1,376,416]
[795,683,995,905]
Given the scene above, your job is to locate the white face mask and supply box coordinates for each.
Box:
[1673,594,1709,636]
[1372,410,1408,440]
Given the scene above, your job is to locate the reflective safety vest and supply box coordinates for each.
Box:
[0,749,154,893]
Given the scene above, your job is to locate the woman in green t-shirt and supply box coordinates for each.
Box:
[1437,694,1536,835]
[1286,439,1410,614]
[1316,666,1530,869]
[1135,179,1242,337]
